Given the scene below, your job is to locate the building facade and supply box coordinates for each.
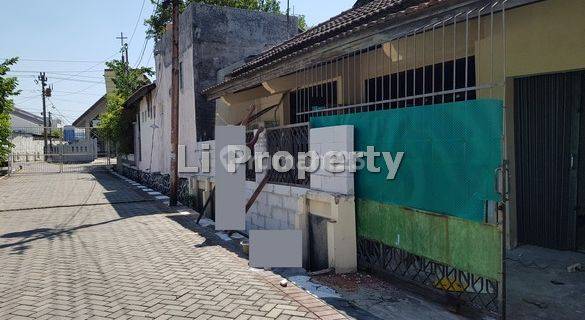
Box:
[126,2,298,176]
[202,0,585,315]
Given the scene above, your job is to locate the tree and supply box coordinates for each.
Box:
[0,58,20,163]
[297,15,308,32]
[105,60,154,98]
[97,60,153,154]
[145,0,296,40]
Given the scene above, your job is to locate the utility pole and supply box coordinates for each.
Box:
[38,72,48,154]
[169,0,180,206]
[116,32,129,66]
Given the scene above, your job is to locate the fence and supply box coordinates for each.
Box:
[8,126,116,174]
[245,131,256,181]
[289,0,507,124]
[284,0,508,314]
[265,123,309,187]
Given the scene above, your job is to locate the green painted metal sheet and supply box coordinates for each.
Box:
[357,199,502,280]
[310,99,503,222]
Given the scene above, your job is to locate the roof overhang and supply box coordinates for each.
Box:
[203,0,537,101]
[122,83,156,110]
[73,95,107,127]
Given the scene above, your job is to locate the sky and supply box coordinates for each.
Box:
[1,0,355,125]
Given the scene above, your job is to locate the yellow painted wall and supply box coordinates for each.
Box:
[506,0,585,78]
[218,0,585,125]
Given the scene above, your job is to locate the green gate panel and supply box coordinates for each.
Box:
[310,99,503,222]
[357,199,502,281]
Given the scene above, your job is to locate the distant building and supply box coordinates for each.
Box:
[9,107,61,161]
[123,2,298,175]
[63,125,86,143]
[10,107,61,130]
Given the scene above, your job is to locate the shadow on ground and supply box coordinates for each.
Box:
[0,171,172,255]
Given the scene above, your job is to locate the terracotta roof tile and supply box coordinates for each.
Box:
[204,0,449,95]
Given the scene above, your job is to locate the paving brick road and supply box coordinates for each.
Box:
[0,172,348,320]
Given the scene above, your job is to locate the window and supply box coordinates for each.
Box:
[365,56,476,110]
[147,96,152,118]
[290,81,338,123]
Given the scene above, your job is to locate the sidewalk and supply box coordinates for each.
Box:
[0,171,349,320]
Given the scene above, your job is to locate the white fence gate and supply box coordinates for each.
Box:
[8,127,116,174]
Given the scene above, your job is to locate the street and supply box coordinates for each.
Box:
[0,172,347,319]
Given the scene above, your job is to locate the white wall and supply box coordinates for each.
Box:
[10,134,44,161]
[140,44,197,175]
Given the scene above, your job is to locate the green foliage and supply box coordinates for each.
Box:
[99,93,125,143]
[297,15,308,32]
[105,60,154,98]
[258,0,280,12]
[0,57,20,163]
[98,60,153,154]
[145,0,298,40]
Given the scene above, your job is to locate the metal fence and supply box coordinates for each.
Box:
[265,123,309,187]
[8,126,116,174]
[290,0,507,124]
[357,237,499,313]
[284,0,508,314]
[245,131,256,181]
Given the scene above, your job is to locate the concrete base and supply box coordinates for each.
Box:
[507,245,585,319]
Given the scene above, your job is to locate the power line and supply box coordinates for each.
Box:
[11,75,105,86]
[9,69,104,73]
[52,83,104,97]
[129,0,147,46]
[2,58,105,63]
[49,77,104,84]
[134,1,155,67]
[47,97,75,124]
[134,38,150,67]
[50,96,91,104]
[145,50,153,66]
[51,51,119,85]
[9,71,103,79]
[54,89,103,96]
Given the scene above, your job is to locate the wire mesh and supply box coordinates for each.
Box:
[289,0,507,124]
[265,123,309,187]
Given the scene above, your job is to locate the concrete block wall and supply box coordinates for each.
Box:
[246,182,309,231]
[245,181,310,268]
[184,125,357,272]
[310,125,355,195]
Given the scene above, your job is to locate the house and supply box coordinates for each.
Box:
[199,0,585,316]
[10,107,44,129]
[72,95,106,130]
[72,69,137,156]
[119,2,298,183]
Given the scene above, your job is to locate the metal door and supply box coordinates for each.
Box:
[514,71,583,250]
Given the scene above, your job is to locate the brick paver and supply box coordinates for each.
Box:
[0,172,348,319]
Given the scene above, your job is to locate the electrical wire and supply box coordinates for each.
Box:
[129,0,147,46]
[9,69,104,73]
[1,58,105,63]
[134,3,156,67]
[134,38,150,67]
[51,51,119,85]
[47,97,75,124]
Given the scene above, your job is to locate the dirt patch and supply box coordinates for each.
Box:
[313,272,391,292]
